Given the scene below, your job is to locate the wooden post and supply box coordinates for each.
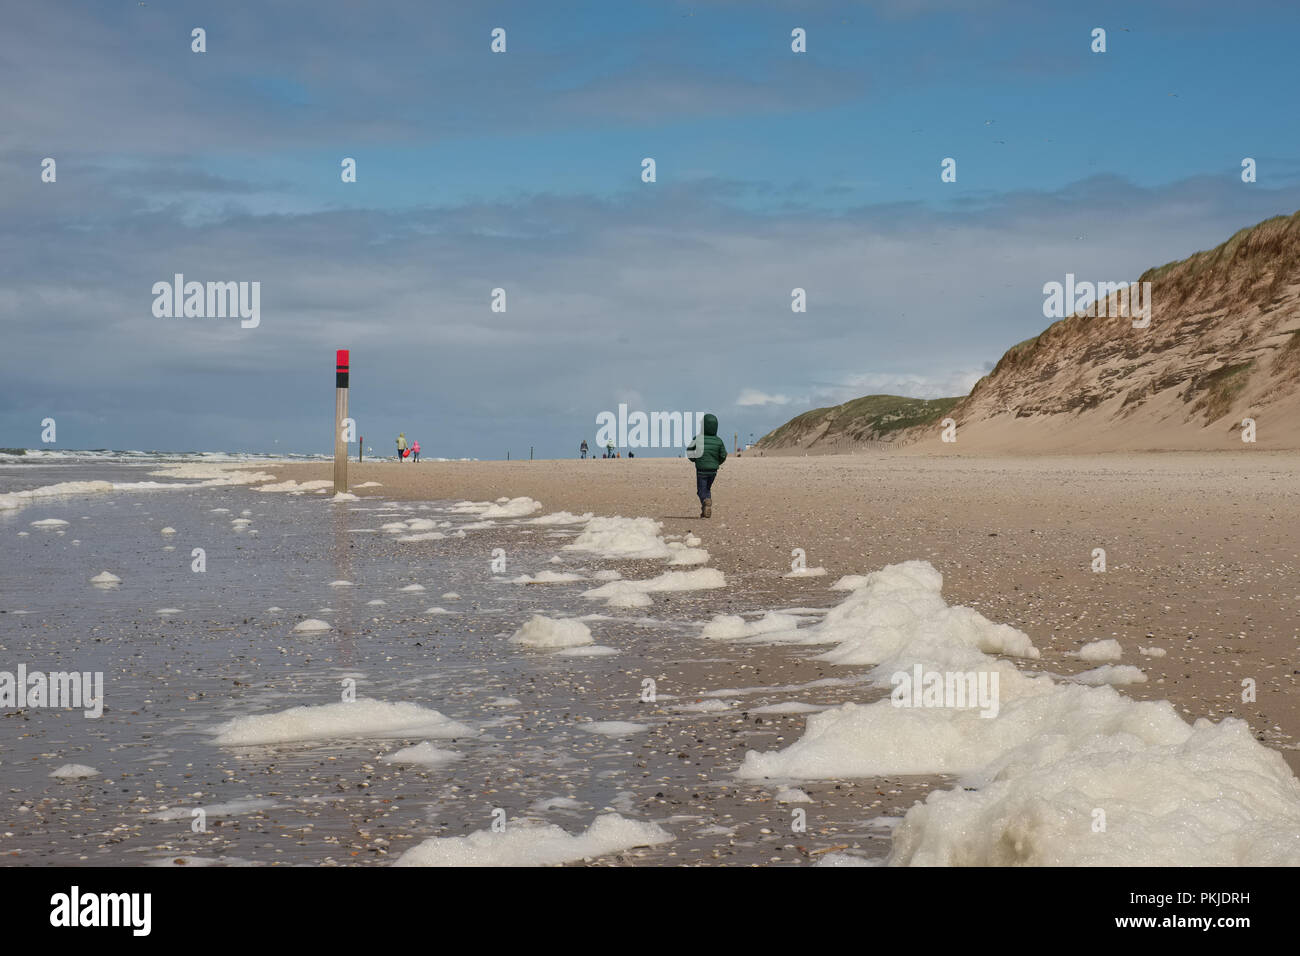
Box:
[358,435,363,463]
[334,349,349,494]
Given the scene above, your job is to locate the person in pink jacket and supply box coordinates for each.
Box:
[411,440,421,462]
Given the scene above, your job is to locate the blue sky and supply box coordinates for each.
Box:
[3,0,1300,457]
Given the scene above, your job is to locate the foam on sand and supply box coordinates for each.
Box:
[1076,638,1123,661]
[381,742,461,768]
[527,511,594,525]
[90,571,121,588]
[150,798,277,821]
[562,515,705,565]
[212,700,475,746]
[1072,663,1148,686]
[581,721,650,736]
[581,568,725,608]
[450,497,543,518]
[508,570,585,584]
[293,619,332,633]
[783,566,828,578]
[511,614,594,649]
[732,560,1300,866]
[700,611,803,641]
[394,814,672,867]
[255,479,334,493]
[50,764,99,779]
[31,518,70,528]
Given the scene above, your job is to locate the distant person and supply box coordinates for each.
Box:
[686,413,727,518]
[606,441,615,459]
[580,439,588,459]
[396,432,407,462]
[411,440,420,462]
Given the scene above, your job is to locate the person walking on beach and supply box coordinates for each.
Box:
[606,440,615,459]
[686,413,727,518]
[411,439,420,462]
[396,432,407,462]
[580,439,588,459]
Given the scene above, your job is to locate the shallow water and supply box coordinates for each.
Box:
[0,464,904,866]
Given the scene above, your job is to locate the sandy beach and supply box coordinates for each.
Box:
[270,451,1300,775]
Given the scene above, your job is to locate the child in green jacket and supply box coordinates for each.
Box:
[686,413,727,518]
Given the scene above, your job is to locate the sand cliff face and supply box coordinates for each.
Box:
[929,212,1300,452]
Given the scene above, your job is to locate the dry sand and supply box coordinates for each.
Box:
[270,451,1300,777]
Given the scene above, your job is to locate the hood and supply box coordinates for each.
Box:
[702,413,718,436]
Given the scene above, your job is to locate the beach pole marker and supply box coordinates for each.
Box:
[334,349,349,494]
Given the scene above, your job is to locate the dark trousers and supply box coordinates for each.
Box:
[696,471,716,501]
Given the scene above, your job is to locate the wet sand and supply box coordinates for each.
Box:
[270,452,1300,774]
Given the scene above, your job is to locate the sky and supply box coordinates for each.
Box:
[3,0,1300,459]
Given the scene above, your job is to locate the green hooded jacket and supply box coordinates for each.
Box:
[688,413,727,472]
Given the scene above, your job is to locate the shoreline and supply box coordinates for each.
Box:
[267,453,1300,775]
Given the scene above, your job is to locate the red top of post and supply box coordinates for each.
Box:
[337,349,349,370]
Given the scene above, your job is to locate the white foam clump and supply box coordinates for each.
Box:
[511,614,593,649]
[581,721,650,736]
[328,580,353,587]
[160,526,176,534]
[733,560,1300,866]
[774,787,812,803]
[1073,664,1147,686]
[728,561,1039,669]
[212,699,474,746]
[382,518,447,533]
[784,566,828,578]
[356,482,383,488]
[509,570,585,584]
[557,645,619,657]
[450,497,543,518]
[1,466,273,511]
[440,592,460,601]
[90,571,121,586]
[255,479,335,493]
[394,814,672,867]
[581,568,725,608]
[1139,646,1168,658]
[700,611,802,641]
[830,574,870,590]
[751,701,824,714]
[666,542,710,566]
[399,584,425,592]
[293,619,332,633]
[150,798,276,821]
[1076,638,1123,661]
[563,516,685,562]
[528,511,594,525]
[332,492,358,502]
[425,607,453,615]
[676,699,735,713]
[50,764,99,779]
[381,742,461,768]
[1,481,114,511]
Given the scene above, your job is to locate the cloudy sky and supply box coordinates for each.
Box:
[4,0,1300,458]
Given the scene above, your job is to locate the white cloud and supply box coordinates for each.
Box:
[736,389,792,407]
